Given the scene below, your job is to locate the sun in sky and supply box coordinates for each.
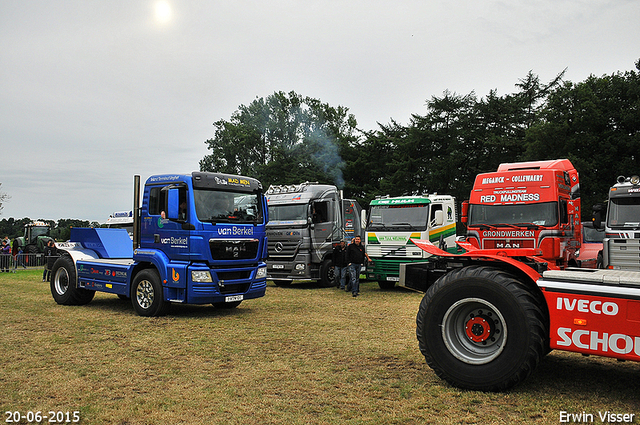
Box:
[154,1,172,24]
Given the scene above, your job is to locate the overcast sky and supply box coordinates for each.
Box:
[1,0,638,223]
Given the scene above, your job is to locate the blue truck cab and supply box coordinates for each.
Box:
[50,172,269,316]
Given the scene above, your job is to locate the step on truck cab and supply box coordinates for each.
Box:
[365,194,457,289]
[593,175,640,270]
[398,160,638,391]
[50,172,269,316]
[265,182,363,287]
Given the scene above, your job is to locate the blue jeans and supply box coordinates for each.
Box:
[349,264,362,294]
[334,266,348,289]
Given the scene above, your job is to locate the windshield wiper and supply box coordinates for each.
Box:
[391,222,417,229]
[491,223,522,229]
[470,223,521,230]
[513,222,542,229]
[368,223,387,229]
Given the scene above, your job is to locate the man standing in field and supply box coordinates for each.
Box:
[333,239,349,290]
[346,235,371,297]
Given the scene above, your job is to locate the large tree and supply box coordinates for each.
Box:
[200,91,358,190]
[523,61,640,218]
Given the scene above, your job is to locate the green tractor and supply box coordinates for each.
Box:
[16,221,53,253]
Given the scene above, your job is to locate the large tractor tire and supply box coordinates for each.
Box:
[318,258,335,287]
[416,265,547,392]
[50,255,95,306]
[131,269,170,317]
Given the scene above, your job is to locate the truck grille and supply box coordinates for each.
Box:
[217,282,251,294]
[209,239,259,260]
[608,238,640,270]
[267,240,301,261]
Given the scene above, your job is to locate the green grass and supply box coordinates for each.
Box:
[1,271,639,424]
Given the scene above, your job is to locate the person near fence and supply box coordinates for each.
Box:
[11,238,26,272]
[42,239,58,282]
[1,239,10,272]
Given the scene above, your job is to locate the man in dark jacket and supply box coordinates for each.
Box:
[333,240,348,290]
[346,235,371,297]
[42,240,58,282]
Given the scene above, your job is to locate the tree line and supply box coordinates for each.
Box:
[201,60,640,220]
[0,218,98,241]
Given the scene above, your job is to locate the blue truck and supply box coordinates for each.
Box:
[50,172,269,316]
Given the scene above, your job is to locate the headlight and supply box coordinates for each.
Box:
[256,267,267,279]
[191,270,213,282]
[295,263,306,271]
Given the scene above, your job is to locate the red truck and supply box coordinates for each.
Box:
[462,159,581,268]
[401,159,640,391]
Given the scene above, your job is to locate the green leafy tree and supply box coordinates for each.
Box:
[523,60,640,218]
[200,91,358,190]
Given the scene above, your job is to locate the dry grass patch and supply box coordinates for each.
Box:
[1,271,639,424]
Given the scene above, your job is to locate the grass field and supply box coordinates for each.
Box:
[1,271,639,424]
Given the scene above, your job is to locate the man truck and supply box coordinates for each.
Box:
[50,172,269,316]
[365,194,457,289]
[593,175,640,270]
[397,160,639,392]
[265,182,364,287]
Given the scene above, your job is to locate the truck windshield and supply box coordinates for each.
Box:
[367,204,429,231]
[29,227,49,238]
[468,202,558,227]
[194,189,262,224]
[608,197,640,228]
[267,204,308,224]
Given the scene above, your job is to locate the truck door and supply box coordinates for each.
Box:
[343,199,364,240]
[143,185,191,262]
[310,198,334,263]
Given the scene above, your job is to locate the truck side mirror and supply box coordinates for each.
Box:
[434,210,444,226]
[166,188,181,221]
[592,203,605,230]
[460,201,469,224]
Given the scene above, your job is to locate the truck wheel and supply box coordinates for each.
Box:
[596,251,604,269]
[416,265,546,392]
[213,301,242,309]
[378,280,396,290]
[50,255,95,306]
[131,269,169,317]
[318,258,334,287]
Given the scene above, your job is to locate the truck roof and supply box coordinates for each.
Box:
[496,159,576,172]
[470,168,573,204]
[369,194,454,206]
[145,172,263,192]
[266,183,337,205]
[610,175,640,198]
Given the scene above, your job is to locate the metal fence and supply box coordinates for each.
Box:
[0,253,55,272]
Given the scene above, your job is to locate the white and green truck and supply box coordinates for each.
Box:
[365,194,457,289]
